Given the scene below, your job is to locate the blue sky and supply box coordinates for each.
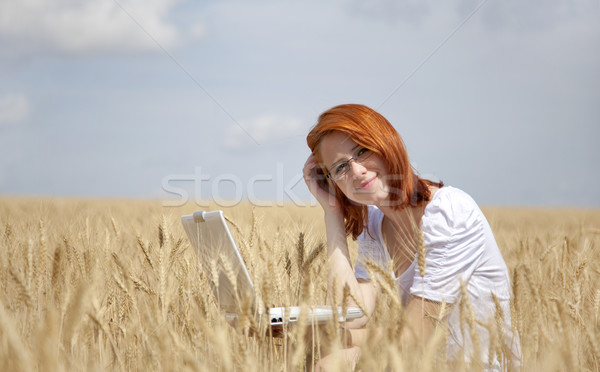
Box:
[0,0,598,207]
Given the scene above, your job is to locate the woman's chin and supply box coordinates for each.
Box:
[348,190,389,206]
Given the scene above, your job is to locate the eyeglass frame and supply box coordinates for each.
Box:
[326,147,374,182]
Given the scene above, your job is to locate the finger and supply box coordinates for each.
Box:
[303,156,316,171]
[303,160,317,178]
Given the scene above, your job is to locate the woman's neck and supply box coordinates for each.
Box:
[377,184,438,228]
[379,204,425,231]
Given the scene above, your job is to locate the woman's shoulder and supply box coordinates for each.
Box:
[423,186,482,229]
[430,185,478,207]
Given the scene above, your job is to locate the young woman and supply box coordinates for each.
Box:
[303,104,520,371]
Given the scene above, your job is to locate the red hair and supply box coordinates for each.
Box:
[307,104,442,239]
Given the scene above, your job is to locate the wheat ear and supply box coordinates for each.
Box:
[137,235,155,270]
[158,219,169,322]
[38,219,48,291]
[594,289,600,326]
[460,280,481,368]
[26,238,33,292]
[87,312,123,368]
[9,268,34,308]
[110,216,120,238]
[417,230,426,277]
[364,259,395,294]
[0,299,33,371]
[302,242,325,273]
[220,254,239,307]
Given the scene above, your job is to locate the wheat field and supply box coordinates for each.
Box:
[0,197,598,371]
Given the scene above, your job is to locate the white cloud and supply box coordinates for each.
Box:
[225,114,306,149]
[0,0,181,56]
[0,94,30,126]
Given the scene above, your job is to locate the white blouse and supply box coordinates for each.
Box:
[354,186,520,370]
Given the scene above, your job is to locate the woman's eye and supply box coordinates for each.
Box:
[357,147,371,158]
[334,162,349,175]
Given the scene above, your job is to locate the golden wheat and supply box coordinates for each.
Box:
[0,198,598,371]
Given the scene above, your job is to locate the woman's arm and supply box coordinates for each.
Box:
[303,155,377,326]
[323,210,376,328]
[345,295,441,349]
[401,296,441,346]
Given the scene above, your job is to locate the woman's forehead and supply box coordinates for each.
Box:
[319,132,359,166]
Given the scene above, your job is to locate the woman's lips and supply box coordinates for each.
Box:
[358,176,376,190]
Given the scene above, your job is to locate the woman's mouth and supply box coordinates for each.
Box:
[358,176,376,190]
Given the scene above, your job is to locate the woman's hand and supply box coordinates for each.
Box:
[303,154,341,215]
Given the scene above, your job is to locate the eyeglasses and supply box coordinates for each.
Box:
[326,147,374,181]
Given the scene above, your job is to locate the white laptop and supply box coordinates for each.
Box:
[181,210,363,327]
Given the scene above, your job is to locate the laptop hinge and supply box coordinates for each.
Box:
[193,211,205,223]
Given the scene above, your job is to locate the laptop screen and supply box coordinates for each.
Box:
[182,211,255,313]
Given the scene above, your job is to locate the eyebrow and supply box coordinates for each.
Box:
[330,144,362,168]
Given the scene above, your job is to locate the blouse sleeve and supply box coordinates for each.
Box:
[410,188,487,303]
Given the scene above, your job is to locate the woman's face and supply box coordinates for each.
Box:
[319,131,390,206]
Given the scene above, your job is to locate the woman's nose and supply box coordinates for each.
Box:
[349,159,367,177]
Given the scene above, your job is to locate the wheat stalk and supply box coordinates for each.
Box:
[168,237,186,272]
[290,304,310,369]
[594,289,600,327]
[341,283,350,319]
[209,258,219,294]
[137,235,155,270]
[302,242,325,273]
[364,260,395,295]
[110,216,120,238]
[84,217,90,246]
[26,238,33,292]
[582,322,600,367]
[1,198,599,371]
[417,230,426,277]
[62,283,87,349]
[4,222,14,242]
[459,280,481,369]
[574,260,586,280]
[249,207,258,248]
[512,266,522,336]
[158,238,168,322]
[219,254,239,307]
[50,242,64,304]
[130,274,156,295]
[87,311,123,368]
[486,319,498,368]
[103,229,111,275]
[553,299,576,370]
[9,268,34,308]
[491,292,507,366]
[296,231,305,271]
[270,246,286,305]
[538,242,555,261]
[38,219,48,291]
[0,299,33,371]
